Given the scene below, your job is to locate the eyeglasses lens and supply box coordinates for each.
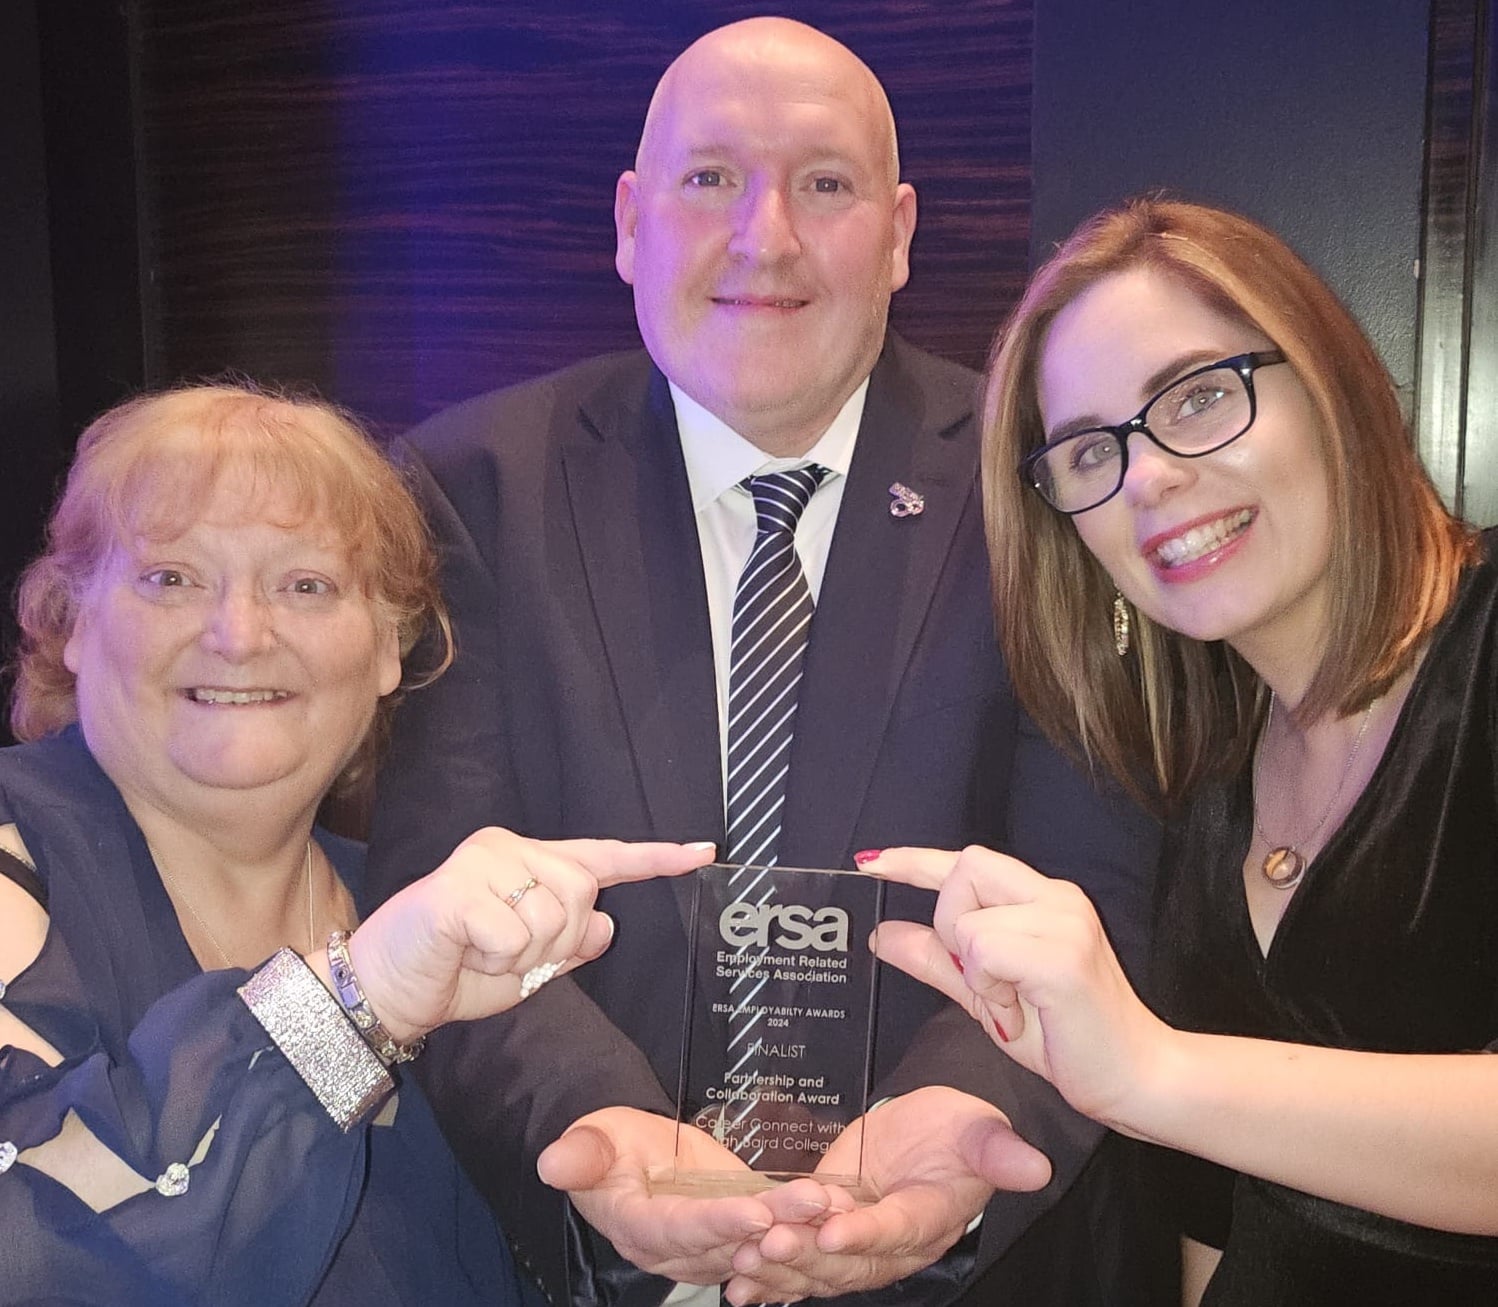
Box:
[1032,364,1252,512]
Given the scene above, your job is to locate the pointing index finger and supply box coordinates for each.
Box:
[550,839,717,888]
[854,846,959,892]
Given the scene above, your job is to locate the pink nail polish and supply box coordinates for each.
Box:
[853,849,883,866]
[948,951,965,974]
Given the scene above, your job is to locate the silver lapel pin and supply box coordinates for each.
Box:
[888,481,925,518]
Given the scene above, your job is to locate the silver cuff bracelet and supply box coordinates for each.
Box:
[238,947,393,1131]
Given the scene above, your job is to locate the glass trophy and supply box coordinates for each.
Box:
[652,862,884,1197]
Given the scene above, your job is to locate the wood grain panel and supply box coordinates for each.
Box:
[1414,0,1481,513]
[1461,0,1498,524]
[132,0,1031,431]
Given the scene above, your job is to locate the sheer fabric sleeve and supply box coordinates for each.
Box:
[0,963,386,1306]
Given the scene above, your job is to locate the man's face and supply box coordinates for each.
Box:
[615,29,917,455]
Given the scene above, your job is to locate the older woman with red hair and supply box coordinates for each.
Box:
[0,384,712,1304]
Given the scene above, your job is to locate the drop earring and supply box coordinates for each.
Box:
[1112,591,1131,657]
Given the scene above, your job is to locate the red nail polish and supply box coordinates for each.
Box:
[993,1019,1010,1043]
[948,951,965,974]
[853,849,883,866]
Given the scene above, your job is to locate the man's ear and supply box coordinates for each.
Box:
[889,182,918,294]
[614,171,640,285]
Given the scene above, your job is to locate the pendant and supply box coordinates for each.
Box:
[1261,846,1306,890]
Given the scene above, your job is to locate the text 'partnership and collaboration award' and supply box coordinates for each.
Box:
[655,863,884,1197]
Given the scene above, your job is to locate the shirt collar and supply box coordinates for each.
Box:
[673,380,869,513]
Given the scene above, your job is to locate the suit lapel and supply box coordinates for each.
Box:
[780,340,981,867]
[561,364,723,917]
[557,344,978,877]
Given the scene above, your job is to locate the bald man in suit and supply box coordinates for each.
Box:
[369,17,1160,1306]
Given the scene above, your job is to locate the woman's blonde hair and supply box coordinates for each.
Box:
[983,198,1474,812]
[11,382,451,791]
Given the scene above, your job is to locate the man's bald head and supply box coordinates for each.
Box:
[637,19,901,188]
[615,18,917,456]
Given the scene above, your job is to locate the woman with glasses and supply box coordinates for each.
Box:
[859,199,1498,1303]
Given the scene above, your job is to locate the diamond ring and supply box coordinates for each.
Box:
[519,960,563,999]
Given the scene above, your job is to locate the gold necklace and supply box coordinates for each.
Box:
[153,840,314,968]
[1251,694,1376,891]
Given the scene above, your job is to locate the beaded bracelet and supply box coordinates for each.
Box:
[325,930,426,1065]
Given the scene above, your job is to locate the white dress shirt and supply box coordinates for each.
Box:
[671,379,868,800]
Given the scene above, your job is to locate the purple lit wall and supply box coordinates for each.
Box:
[132,1,1032,432]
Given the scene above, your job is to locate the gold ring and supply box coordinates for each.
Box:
[503,876,537,909]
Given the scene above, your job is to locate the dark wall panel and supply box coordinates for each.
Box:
[0,0,62,730]
[1416,0,1483,513]
[1031,0,1428,401]
[133,0,1032,432]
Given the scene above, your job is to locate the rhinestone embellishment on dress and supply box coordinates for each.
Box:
[0,1140,17,1173]
[155,1162,190,1197]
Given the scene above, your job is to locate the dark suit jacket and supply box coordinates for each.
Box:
[368,336,1161,1304]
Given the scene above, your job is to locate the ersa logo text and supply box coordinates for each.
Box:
[718,901,849,952]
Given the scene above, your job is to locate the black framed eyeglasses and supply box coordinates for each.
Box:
[1020,350,1288,514]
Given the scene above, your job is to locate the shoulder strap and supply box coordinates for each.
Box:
[0,846,46,911]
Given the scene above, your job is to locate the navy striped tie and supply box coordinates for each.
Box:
[719,467,826,1292]
[724,465,828,867]
[719,465,826,1193]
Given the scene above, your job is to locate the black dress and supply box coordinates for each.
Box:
[1153,533,1498,1304]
